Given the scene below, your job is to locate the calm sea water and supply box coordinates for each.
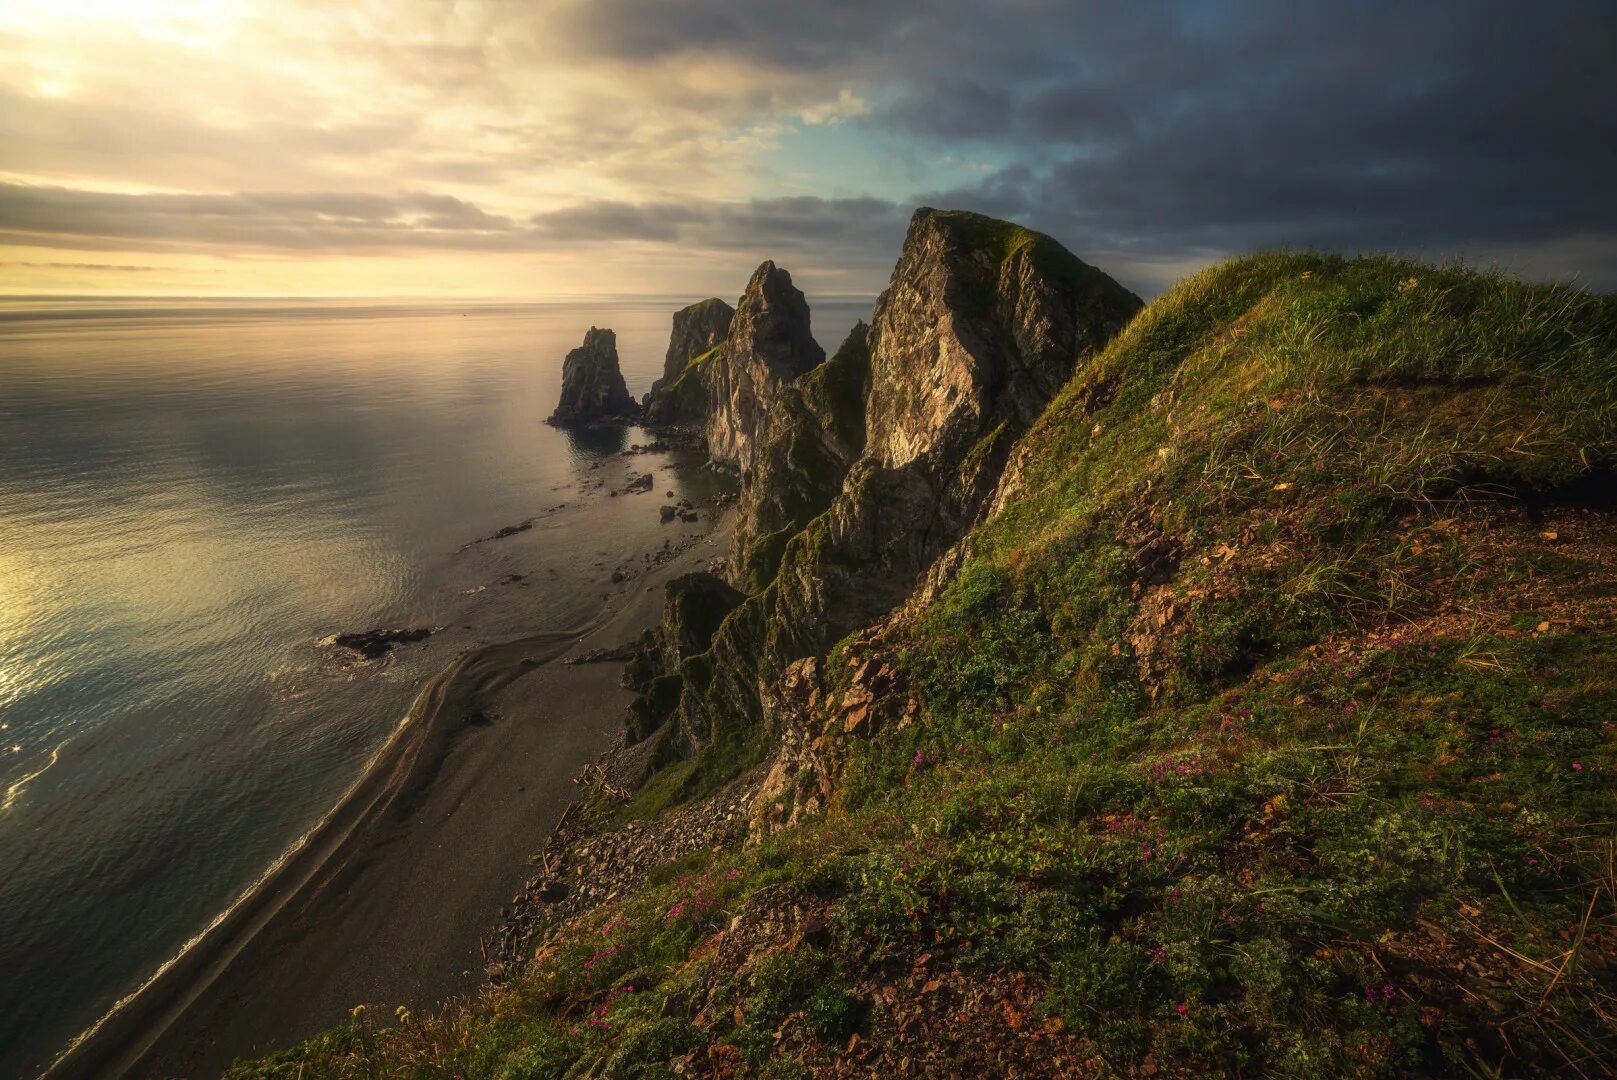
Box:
[0,295,868,1078]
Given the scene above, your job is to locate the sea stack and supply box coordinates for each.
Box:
[641,297,734,429]
[547,327,639,426]
[703,261,823,475]
[660,297,734,386]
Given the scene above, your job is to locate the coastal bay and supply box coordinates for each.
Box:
[0,299,862,1078]
[49,504,735,1079]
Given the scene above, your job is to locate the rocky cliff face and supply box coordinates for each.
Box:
[704,262,824,475]
[767,209,1142,662]
[657,209,1140,761]
[729,321,870,592]
[661,298,734,384]
[547,327,639,426]
[641,299,734,429]
[622,572,743,743]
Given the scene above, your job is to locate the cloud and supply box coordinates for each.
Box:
[0,183,529,252]
[2,0,1614,293]
[0,261,159,272]
[0,182,911,268]
[872,1,1617,279]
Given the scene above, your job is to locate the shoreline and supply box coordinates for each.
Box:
[44,504,733,1080]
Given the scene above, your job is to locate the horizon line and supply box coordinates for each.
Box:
[0,291,883,305]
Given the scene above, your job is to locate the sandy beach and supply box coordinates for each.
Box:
[45,508,732,1080]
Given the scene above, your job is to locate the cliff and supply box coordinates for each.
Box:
[622,572,743,743]
[768,209,1142,657]
[729,321,870,592]
[641,298,734,429]
[661,210,1141,764]
[547,326,639,425]
[239,220,1617,1079]
[703,261,825,475]
[661,298,734,385]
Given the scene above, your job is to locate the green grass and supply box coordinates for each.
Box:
[232,252,1616,1079]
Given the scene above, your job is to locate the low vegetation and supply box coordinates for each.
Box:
[232,254,1616,1078]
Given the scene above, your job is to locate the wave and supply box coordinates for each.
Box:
[2,737,70,813]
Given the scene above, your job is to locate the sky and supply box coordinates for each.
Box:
[1,0,1613,300]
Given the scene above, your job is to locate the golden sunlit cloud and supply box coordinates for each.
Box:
[0,0,885,296]
[1,2,1611,298]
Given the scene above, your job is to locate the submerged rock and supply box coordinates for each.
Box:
[332,626,434,659]
[547,327,639,426]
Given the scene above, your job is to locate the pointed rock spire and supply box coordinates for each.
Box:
[704,261,824,475]
[547,327,639,426]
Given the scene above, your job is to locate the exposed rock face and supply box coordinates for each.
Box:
[749,629,918,840]
[729,322,870,592]
[622,571,743,742]
[705,261,824,475]
[769,208,1142,656]
[661,298,734,384]
[864,210,1142,470]
[642,299,734,429]
[641,346,720,428]
[548,327,639,426]
[668,209,1140,757]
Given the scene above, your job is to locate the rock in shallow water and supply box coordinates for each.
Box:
[547,326,639,426]
[332,626,434,659]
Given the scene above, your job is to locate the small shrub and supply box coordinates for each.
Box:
[802,982,862,1041]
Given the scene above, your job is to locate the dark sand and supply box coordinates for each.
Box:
[45,515,731,1080]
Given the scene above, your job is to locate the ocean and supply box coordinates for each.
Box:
[0,295,868,1078]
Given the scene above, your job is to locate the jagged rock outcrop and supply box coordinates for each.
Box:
[667,208,1140,758]
[641,298,734,429]
[547,327,639,426]
[705,261,824,475]
[622,572,743,742]
[768,209,1142,655]
[662,298,734,385]
[729,322,870,592]
[748,629,919,839]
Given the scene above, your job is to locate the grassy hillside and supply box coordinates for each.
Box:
[232,254,1616,1079]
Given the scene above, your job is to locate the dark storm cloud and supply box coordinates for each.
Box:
[555,0,1617,284]
[879,1,1617,277]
